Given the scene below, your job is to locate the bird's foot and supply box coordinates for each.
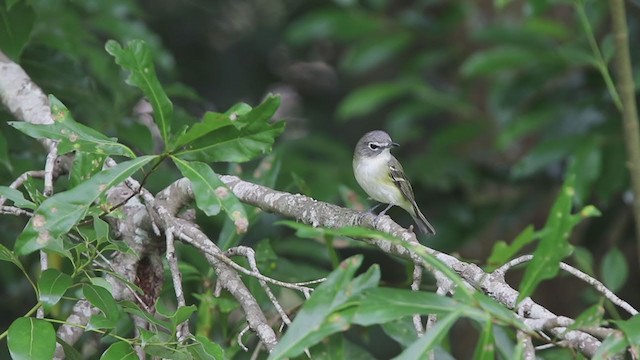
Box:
[378,203,394,217]
[367,203,382,214]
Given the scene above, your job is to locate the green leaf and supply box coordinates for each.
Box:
[381,318,418,348]
[94,216,110,243]
[0,186,35,209]
[351,288,460,326]
[340,31,412,74]
[615,314,640,356]
[337,81,410,120]
[172,112,233,151]
[592,332,628,360]
[311,334,375,360]
[473,320,495,360]
[70,152,107,188]
[83,284,121,321]
[8,97,135,158]
[100,341,138,360]
[286,8,381,45]
[461,46,538,77]
[0,242,20,265]
[7,318,56,360]
[188,336,225,360]
[57,337,83,360]
[394,311,461,360]
[558,45,597,67]
[143,344,191,360]
[155,303,197,332]
[224,102,253,118]
[0,0,35,60]
[572,246,595,275]
[37,269,73,306]
[121,301,172,330]
[278,220,401,243]
[567,301,604,331]
[0,131,12,171]
[517,174,581,303]
[511,136,583,179]
[105,39,173,144]
[493,326,516,360]
[268,256,380,359]
[173,158,248,233]
[487,225,537,270]
[600,247,628,293]
[496,108,557,150]
[14,156,155,255]
[86,314,117,331]
[570,138,602,206]
[176,95,284,163]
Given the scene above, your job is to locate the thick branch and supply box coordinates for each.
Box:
[0,51,54,148]
[219,175,606,358]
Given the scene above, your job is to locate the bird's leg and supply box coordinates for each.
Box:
[378,203,394,216]
[368,203,382,213]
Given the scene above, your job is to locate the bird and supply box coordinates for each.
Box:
[352,130,436,235]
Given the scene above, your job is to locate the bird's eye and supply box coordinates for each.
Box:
[368,143,379,150]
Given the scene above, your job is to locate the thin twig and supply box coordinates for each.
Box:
[238,325,250,352]
[411,264,424,337]
[0,206,32,217]
[517,330,536,360]
[225,246,292,327]
[38,143,58,319]
[176,230,319,295]
[0,170,45,207]
[165,227,190,341]
[492,255,637,315]
[43,141,58,196]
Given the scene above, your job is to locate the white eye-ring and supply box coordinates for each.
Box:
[368,143,379,150]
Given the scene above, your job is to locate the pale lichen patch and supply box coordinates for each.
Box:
[214,186,229,199]
[33,214,46,228]
[232,210,248,234]
[37,230,50,244]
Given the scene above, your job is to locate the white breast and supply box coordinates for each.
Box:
[353,151,403,206]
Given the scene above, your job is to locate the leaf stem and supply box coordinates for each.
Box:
[574,0,622,110]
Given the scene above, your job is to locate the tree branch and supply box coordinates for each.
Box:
[609,0,640,267]
[218,175,612,358]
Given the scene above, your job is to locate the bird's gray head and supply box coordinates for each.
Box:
[354,130,399,158]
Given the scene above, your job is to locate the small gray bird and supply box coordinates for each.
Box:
[353,130,436,235]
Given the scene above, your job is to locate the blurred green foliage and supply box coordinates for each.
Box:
[1,0,639,358]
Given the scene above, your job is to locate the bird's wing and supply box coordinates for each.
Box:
[388,156,417,208]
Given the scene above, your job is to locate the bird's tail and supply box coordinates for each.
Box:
[410,204,436,235]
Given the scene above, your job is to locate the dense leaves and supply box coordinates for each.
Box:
[14,156,155,255]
